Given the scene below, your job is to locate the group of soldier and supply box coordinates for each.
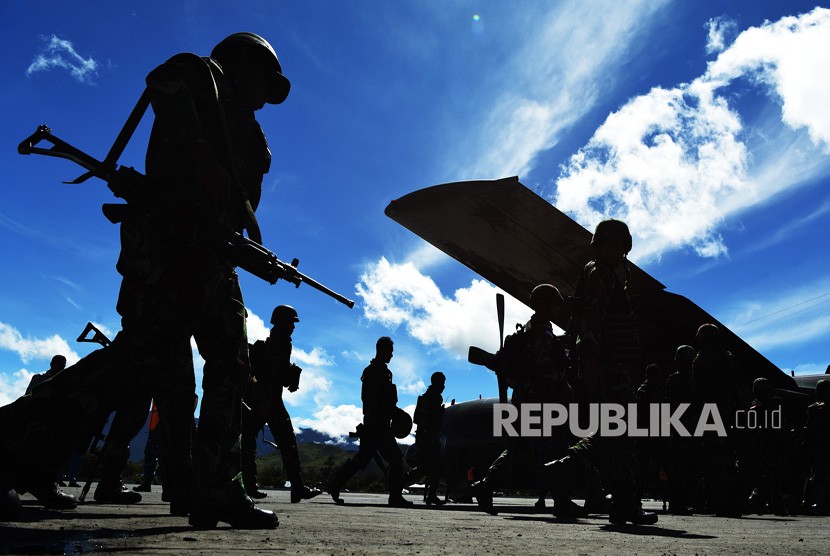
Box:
[1,30,828,535]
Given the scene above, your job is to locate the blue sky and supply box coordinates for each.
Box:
[2,1,829,441]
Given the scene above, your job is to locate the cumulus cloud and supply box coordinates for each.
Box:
[554,7,830,262]
[0,322,80,366]
[0,368,36,406]
[293,404,363,443]
[27,35,98,84]
[356,257,532,356]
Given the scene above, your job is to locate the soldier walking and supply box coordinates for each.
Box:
[241,305,321,503]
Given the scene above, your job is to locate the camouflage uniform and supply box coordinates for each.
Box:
[567,257,643,516]
[404,380,445,501]
[802,382,830,514]
[326,356,406,502]
[241,334,304,493]
[663,353,700,513]
[693,328,748,516]
[486,314,570,490]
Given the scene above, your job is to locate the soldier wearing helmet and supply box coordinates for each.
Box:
[546,219,658,525]
[325,337,413,508]
[692,323,749,517]
[473,283,582,517]
[241,305,320,504]
[664,345,699,515]
[404,371,447,505]
[803,380,830,515]
[0,33,290,526]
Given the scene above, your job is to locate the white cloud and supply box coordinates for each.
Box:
[294,404,363,443]
[0,322,80,366]
[356,257,532,356]
[554,8,830,262]
[293,346,335,368]
[27,35,98,84]
[704,8,830,149]
[0,368,36,406]
[246,311,270,343]
[705,15,738,55]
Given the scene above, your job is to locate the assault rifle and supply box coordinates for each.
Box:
[75,322,112,503]
[18,124,354,308]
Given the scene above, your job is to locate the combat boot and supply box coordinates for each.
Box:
[388,494,414,508]
[325,458,359,505]
[553,498,588,519]
[246,486,268,499]
[28,481,78,510]
[1,489,23,521]
[608,500,658,525]
[133,481,152,492]
[189,493,278,529]
[94,481,142,504]
[291,484,322,503]
[471,479,498,515]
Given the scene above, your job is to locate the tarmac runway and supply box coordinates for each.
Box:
[2,485,828,555]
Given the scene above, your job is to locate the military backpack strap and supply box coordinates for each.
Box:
[198,56,262,243]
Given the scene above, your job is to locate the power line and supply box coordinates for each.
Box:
[735,291,830,328]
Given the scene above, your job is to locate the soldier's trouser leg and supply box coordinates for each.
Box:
[142,429,162,483]
[269,398,302,485]
[241,409,265,491]
[376,433,404,497]
[327,449,372,493]
[191,274,249,509]
[0,342,124,494]
[98,394,153,487]
[422,440,442,496]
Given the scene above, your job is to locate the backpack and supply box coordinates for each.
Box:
[495,322,532,389]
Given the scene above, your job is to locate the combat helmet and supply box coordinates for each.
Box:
[590,219,632,253]
[271,305,299,325]
[674,345,695,364]
[211,32,290,104]
[392,407,414,439]
[530,283,564,310]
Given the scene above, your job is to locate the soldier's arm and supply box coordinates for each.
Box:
[145,54,232,206]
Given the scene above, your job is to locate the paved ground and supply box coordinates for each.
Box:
[2,485,828,555]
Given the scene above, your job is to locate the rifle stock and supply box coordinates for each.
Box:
[19,125,354,308]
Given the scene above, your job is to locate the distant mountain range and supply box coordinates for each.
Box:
[126,418,359,462]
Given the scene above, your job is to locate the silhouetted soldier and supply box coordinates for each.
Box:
[0,33,288,529]
[546,219,658,525]
[403,371,446,505]
[473,284,582,517]
[693,322,747,517]
[664,344,699,514]
[745,378,788,515]
[325,337,413,507]
[634,363,665,506]
[802,379,830,515]
[24,355,66,395]
[241,305,321,503]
